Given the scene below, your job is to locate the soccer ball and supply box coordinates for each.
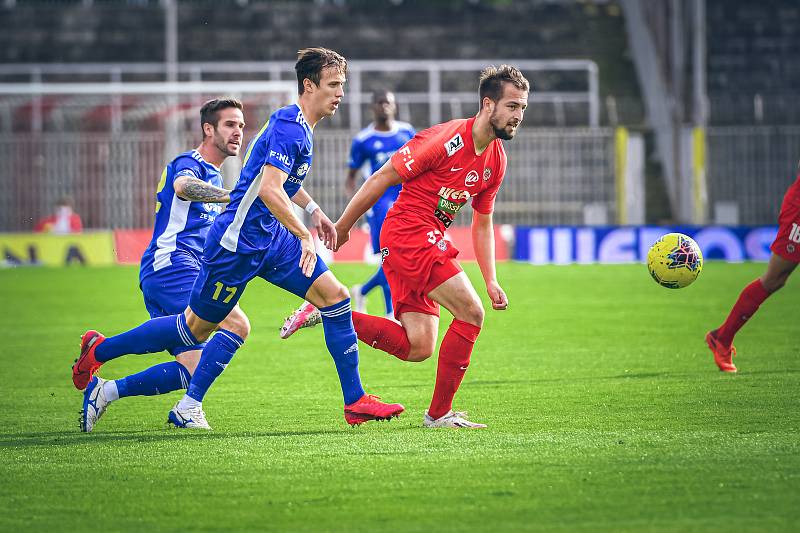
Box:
[647,233,703,289]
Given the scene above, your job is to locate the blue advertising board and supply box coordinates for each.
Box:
[513,226,779,264]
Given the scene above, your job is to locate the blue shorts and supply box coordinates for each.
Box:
[189,227,330,324]
[366,197,394,254]
[140,263,206,356]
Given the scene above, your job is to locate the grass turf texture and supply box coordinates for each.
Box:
[0,262,798,532]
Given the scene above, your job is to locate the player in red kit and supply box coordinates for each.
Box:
[706,166,800,372]
[283,65,529,428]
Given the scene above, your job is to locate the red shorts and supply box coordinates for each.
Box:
[380,215,463,318]
[770,177,800,263]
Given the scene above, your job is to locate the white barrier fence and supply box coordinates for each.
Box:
[0,129,622,232]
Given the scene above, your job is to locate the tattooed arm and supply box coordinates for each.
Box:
[174,176,231,203]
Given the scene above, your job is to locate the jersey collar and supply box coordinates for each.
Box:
[192,149,221,172]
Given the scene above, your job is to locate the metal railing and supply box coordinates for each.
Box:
[706,126,800,224]
[0,129,618,232]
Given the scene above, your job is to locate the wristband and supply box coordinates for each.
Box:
[305,200,319,214]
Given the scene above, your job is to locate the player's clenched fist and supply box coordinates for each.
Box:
[487,281,508,310]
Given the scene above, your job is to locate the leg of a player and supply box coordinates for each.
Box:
[714,253,797,348]
[305,272,367,406]
[176,305,250,411]
[425,271,485,421]
[102,305,249,405]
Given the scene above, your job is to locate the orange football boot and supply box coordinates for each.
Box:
[705,329,737,373]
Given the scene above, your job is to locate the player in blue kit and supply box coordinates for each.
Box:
[345,90,414,316]
[280,90,413,337]
[77,98,251,432]
[72,48,404,429]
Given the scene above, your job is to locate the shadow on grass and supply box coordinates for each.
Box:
[0,427,347,448]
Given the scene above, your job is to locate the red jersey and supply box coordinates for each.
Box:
[388,117,507,233]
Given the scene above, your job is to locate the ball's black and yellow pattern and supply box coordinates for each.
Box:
[647,233,703,289]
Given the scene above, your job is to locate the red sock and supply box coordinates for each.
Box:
[428,319,481,420]
[352,311,410,360]
[717,279,770,347]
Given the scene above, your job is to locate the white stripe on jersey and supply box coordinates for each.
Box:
[220,168,264,253]
[153,194,191,271]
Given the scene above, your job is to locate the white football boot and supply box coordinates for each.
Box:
[80,376,110,433]
[167,403,212,430]
[423,410,487,429]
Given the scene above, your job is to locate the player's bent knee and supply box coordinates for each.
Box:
[176,351,201,375]
[221,309,251,340]
[318,283,350,308]
[456,301,485,327]
[407,339,436,362]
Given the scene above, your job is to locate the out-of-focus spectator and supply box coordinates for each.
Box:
[34,196,83,234]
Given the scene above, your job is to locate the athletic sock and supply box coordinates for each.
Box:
[428,319,481,420]
[361,266,384,294]
[113,361,191,399]
[360,268,394,315]
[102,380,120,402]
[717,279,770,347]
[94,314,199,363]
[352,311,410,360]
[184,330,244,403]
[319,299,366,406]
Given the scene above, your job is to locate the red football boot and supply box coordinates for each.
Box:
[705,329,737,373]
[344,394,405,426]
[72,330,106,390]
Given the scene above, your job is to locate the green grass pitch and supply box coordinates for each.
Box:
[0,262,798,532]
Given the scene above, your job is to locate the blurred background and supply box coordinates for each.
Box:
[0,0,798,264]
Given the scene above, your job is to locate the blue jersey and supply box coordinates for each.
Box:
[139,149,224,283]
[211,104,313,254]
[348,121,415,203]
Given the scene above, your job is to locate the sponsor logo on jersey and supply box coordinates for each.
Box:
[270,150,291,167]
[434,209,453,228]
[296,162,309,176]
[483,168,491,181]
[437,187,471,201]
[790,223,800,244]
[287,176,303,185]
[437,197,462,215]
[465,170,480,187]
[380,247,390,262]
[398,146,414,171]
[444,133,464,157]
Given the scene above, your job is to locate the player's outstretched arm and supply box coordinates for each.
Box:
[258,164,317,277]
[174,176,230,203]
[472,210,508,310]
[334,162,402,251]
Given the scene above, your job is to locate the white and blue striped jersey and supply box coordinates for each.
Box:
[348,121,415,203]
[139,149,224,282]
[210,103,313,254]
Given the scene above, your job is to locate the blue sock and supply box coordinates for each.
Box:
[362,268,393,315]
[361,266,384,294]
[319,299,366,405]
[116,361,191,397]
[185,330,244,402]
[95,314,200,363]
[380,279,393,315]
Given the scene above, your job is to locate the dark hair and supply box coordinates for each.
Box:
[295,47,347,95]
[200,98,243,138]
[478,65,530,106]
